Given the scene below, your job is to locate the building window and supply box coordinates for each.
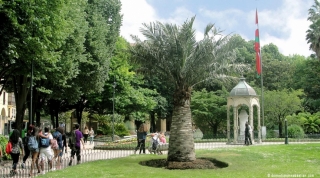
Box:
[3,92,5,104]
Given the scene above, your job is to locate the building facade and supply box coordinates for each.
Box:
[0,90,16,135]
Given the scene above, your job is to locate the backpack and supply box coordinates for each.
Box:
[23,136,29,146]
[152,137,159,150]
[40,134,50,148]
[28,136,38,151]
[68,131,76,150]
[5,141,12,154]
[51,138,59,150]
[53,131,63,148]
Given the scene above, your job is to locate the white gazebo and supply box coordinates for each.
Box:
[227,77,261,144]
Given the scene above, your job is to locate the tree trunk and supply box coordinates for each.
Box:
[278,119,283,138]
[213,124,218,138]
[13,75,29,132]
[55,109,59,128]
[150,112,156,133]
[167,88,195,162]
[34,90,43,127]
[35,110,41,127]
[49,99,55,127]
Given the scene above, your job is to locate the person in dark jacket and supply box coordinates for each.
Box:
[244,123,252,145]
[22,125,34,169]
[134,124,148,154]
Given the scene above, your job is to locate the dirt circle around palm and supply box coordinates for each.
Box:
[139,157,228,170]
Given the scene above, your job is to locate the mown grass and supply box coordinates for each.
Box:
[40,143,320,178]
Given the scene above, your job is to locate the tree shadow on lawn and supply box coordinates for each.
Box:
[139,157,228,170]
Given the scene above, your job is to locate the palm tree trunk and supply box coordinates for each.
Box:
[167,99,196,162]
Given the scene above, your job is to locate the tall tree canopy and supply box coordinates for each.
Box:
[306,0,320,58]
[0,0,79,130]
[130,17,246,164]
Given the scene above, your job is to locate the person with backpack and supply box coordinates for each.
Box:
[21,125,34,169]
[38,127,54,173]
[28,127,41,176]
[134,124,147,154]
[69,124,85,166]
[52,127,63,168]
[9,129,24,176]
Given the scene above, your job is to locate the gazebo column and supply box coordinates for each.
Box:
[233,106,237,144]
[227,106,230,143]
[249,106,254,144]
[257,105,261,143]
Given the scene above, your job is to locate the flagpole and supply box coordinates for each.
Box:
[255,8,264,126]
[255,8,265,127]
[260,49,264,127]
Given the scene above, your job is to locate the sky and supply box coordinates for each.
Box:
[120,0,315,57]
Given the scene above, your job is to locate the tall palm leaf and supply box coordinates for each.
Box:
[306,0,320,58]
[130,17,246,162]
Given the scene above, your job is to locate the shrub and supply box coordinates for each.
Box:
[288,125,305,138]
[0,135,11,160]
[266,130,278,138]
[115,124,130,137]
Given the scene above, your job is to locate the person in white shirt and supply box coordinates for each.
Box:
[38,127,54,173]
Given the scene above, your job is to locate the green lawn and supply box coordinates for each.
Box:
[40,143,320,178]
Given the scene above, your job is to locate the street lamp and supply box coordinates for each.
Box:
[112,81,116,141]
[284,119,288,144]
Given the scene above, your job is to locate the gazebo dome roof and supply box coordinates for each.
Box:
[230,77,257,96]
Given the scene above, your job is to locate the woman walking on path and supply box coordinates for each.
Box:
[83,126,89,144]
[134,124,148,154]
[89,127,95,145]
[29,127,41,176]
[9,129,24,176]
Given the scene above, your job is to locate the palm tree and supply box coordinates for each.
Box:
[306,0,320,58]
[130,17,246,163]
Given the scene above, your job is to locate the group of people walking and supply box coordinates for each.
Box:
[134,123,167,154]
[4,123,95,176]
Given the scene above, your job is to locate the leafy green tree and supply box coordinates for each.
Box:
[293,59,320,113]
[87,37,158,125]
[130,17,246,163]
[0,0,78,130]
[35,0,122,128]
[72,0,122,125]
[264,89,304,137]
[191,89,228,138]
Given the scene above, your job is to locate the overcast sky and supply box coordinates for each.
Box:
[120,0,315,57]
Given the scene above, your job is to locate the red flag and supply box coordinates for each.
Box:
[255,9,261,75]
[255,9,258,24]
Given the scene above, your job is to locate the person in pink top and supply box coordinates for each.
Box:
[159,133,166,144]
